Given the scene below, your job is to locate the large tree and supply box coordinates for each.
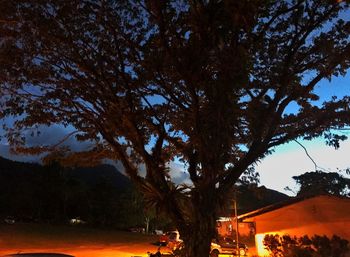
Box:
[1,1,350,256]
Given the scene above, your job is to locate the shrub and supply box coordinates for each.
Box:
[263,234,349,257]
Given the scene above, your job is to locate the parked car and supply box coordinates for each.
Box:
[160,230,248,257]
[159,231,183,248]
[4,216,15,225]
[129,227,145,233]
[159,233,169,246]
[69,217,86,225]
[158,231,248,257]
[154,229,164,235]
[210,236,248,257]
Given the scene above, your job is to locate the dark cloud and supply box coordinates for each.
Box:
[0,121,191,185]
[0,144,41,163]
[24,125,93,151]
[0,123,93,163]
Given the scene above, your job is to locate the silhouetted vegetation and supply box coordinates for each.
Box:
[0,156,169,230]
[0,156,288,230]
[2,2,350,255]
[263,234,349,257]
[293,171,350,197]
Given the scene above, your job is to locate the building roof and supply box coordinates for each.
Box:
[237,194,350,221]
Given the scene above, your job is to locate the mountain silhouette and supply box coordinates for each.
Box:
[0,156,289,217]
[0,156,131,190]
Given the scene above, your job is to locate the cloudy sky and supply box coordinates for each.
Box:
[2,131,349,196]
[257,72,350,195]
[1,72,349,195]
[256,137,350,195]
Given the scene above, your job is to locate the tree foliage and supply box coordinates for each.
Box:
[1,1,350,256]
[293,170,350,197]
[263,234,349,257]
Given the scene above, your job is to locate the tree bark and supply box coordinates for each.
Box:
[178,188,218,257]
[182,224,215,257]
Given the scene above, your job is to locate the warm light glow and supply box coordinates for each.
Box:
[255,233,268,257]
[255,231,282,257]
[0,243,160,257]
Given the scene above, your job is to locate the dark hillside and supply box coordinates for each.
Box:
[0,156,132,226]
[0,156,290,226]
[71,164,131,190]
[0,156,130,190]
[237,185,290,214]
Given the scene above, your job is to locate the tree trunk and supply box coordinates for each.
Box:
[179,189,218,257]
[182,225,215,257]
[145,216,150,234]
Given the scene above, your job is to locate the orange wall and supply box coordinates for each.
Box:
[243,196,350,256]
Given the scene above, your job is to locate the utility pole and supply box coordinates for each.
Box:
[234,195,240,257]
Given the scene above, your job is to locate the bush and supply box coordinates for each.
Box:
[263,234,349,257]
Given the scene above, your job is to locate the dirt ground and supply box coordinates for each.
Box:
[0,223,161,257]
[0,223,256,257]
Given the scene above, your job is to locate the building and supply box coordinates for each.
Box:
[238,194,350,256]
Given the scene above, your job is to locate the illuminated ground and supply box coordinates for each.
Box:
[0,223,256,257]
[0,223,160,257]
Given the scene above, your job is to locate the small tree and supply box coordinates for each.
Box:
[1,1,350,256]
[293,171,350,197]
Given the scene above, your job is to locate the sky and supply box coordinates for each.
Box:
[256,137,350,196]
[256,72,350,195]
[1,8,350,197]
[1,72,350,196]
[1,124,349,197]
